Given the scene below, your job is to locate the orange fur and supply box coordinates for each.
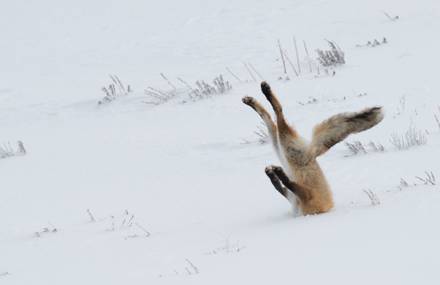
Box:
[243,82,384,215]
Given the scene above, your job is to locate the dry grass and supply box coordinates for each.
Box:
[363,189,380,206]
[0,141,26,159]
[399,171,437,190]
[345,140,385,156]
[316,40,345,67]
[241,123,269,145]
[98,75,132,105]
[390,125,427,150]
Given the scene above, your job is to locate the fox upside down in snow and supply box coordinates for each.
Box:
[242,82,384,215]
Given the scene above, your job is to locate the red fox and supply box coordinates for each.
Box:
[243,82,384,215]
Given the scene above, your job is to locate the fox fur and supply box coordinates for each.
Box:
[242,82,384,215]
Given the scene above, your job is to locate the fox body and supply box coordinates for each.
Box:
[243,82,384,215]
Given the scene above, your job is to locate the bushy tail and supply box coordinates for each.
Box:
[309,107,384,157]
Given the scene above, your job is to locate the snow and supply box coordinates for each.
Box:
[1,0,440,284]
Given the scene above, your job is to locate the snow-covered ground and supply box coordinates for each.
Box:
[1,0,440,284]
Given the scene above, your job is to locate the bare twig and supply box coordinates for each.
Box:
[110,75,126,95]
[226,67,243,83]
[177,77,194,91]
[243,62,257,82]
[160,73,177,90]
[135,222,151,237]
[293,36,301,74]
[126,214,135,227]
[86,209,96,223]
[283,50,299,76]
[303,40,313,73]
[247,62,264,81]
[185,259,199,275]
[415,171,436,185]
[277,39,287,75]
[383,11,399,21]
[110,215,115,231]
[435,114,440,131]
[144,86,177,105]
[434,107,440,131]
[363,189,380,206]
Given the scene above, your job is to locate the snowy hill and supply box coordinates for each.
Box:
[1,0,440,284]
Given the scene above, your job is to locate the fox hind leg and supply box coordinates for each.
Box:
[260,82,283,113]
[260,81,298,140]
[260,82,310,165]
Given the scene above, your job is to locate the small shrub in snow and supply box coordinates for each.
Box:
[99,209,151,239]
[368,141,385,152]
[297,97,318,106]
[241,123,269,145]
[415,171,436,186]
[187,75,232,102]
[345,141,366,155]
[399,178,410,189]
[316,40,345,67]
[390,125,427,150]
[144,86,178,105]
[356,37,388,48]
[253,126,269,144]
[34,225,58,238]
[158,259,199,278]
[0,272,10,278]
[145,74,232,105]
[398,171,437,190]
[345,140,385,156]
[0,141,26,159]
[363,189,380,206]
[98,75,132,105]
[205,238,245,255]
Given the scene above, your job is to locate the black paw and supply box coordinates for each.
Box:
[272,166,284,173]
[265,165,281,175]
[264,165,274,175]
[260,81,272,97]
[272,166,288,182]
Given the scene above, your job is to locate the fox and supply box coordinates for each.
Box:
[242,82,384,215]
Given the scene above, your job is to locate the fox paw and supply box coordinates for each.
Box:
[242,96,256,106]
[265,165,277,174]
[260,81,272,96]
[265,165,284,175]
